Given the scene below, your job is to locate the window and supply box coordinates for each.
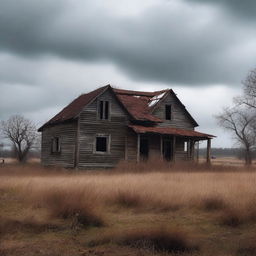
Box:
[98,100,110,120]
[51,137,61,153]
[95,135,110,153]
[165,105,172,120]
[184,141,188,152]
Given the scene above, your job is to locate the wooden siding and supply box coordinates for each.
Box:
[78,89,132,168]
[153,93,195,130]
[175,137,188,161]
[41,122,77,168]
[40,88,198,169]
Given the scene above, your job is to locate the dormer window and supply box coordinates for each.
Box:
[98,100,110,120]
[165,105,172,120]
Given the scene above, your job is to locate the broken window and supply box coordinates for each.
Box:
[165,105,172,120]
[95,135,110,153]
[98,101,110,120]
[51,137,61,153]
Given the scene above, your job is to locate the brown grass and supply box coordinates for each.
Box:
[2,163,256,255]
[113,190,145,208]
[90,227,199,253]
[1,163,256,215]
[0,216,59,236]
[201,196,227,211]
[28,187,104,227]
[219,209,245,227]
[237,242,256,256]
[117,228,199,253]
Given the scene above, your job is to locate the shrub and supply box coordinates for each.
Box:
[113,190,144,208]
[35,188,104,227]
[219,210,244,227]
[90,227,199,253]
[201,196,227,211]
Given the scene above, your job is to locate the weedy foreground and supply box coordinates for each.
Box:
[0,162,256,256]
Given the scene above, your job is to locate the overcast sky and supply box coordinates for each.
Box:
[0,0,255,148]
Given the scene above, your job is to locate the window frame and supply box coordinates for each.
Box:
[51,136,61,154]
[94,134,111,154]
[97,100,111,121]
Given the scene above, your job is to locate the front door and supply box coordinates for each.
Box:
[140,137,149,161]
[163,139,172,161]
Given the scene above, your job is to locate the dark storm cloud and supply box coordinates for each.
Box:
[188,0,256,20]
[0,0,255,87]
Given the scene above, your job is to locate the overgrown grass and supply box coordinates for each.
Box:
[0,216,60,236]
[89,227,199,253]
[116,228,199,253]
[201,196,227,211]
[219,209,245,227]
[1,163,256,215]
[28,187,104,227]
[2,163,256,255]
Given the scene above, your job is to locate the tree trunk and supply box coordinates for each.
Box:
[245,147,252,166]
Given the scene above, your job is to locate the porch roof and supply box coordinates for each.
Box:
[129,125,215,140]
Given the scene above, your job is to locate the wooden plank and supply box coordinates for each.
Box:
[160,135,163,159]
[207,139,211,164]
[172,136,176,162]
[41,121,77,168]
[137,134,140,163]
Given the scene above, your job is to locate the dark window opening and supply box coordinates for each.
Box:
[165,105,172,120]
[105,101,109,120]
[140,137,149,160]
[96,136,107,152]
[98,100,110,120]
[52,137,60,153]
[99,101,104,119]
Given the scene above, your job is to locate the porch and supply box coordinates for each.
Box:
[129,125,214,164]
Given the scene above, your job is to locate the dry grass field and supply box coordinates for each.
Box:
[1,161,256,256]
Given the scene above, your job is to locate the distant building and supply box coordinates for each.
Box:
[38,85,214,168]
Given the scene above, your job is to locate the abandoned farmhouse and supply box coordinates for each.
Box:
[38,85,214,168]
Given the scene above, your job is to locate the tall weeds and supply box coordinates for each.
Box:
[1,164,256,219]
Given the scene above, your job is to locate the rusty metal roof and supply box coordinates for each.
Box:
[115,93,163,122]
[38,85,109,131]
[38,85,199,131]
[129,125,215,139]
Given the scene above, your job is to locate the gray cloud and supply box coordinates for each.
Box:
[0,0,255,87]
[0,0,255,148]
[187,0,256,21]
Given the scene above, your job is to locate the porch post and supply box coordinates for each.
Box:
[197,141,199,163]
[187,139,190,160]
[206,138,211,164]
[172,136,176,162]
[137,133,140,163]
[160,135,163,159]
[125,136,128,161]
[190,139,195,161]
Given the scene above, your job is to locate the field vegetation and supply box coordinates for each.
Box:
[0,161,256,255]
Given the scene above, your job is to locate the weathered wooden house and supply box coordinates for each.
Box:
[38,85,214,168]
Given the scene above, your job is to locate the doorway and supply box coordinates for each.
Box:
[163,139,172,161]
[140,137,149,160]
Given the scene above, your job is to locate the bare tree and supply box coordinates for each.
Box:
[216,106,256,165]
[0,115,37,163]
[235,69,256,109]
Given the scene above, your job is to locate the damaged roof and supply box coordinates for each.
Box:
[38,84,198,131]
[129,125,215,139]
